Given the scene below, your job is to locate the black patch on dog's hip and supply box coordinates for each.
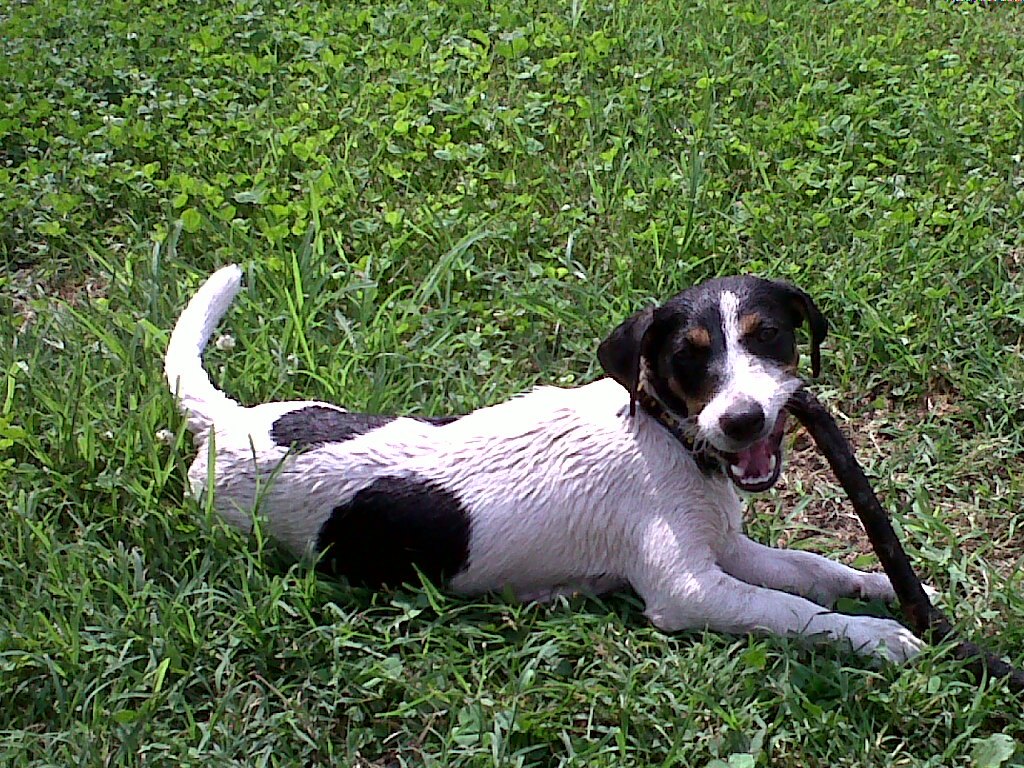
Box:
[316,474,471,587]
[271,406,458,449]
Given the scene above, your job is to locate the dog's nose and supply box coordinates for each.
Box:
[719,401,765,442]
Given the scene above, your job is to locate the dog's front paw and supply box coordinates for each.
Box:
[854,572,898,602]
[855,573,941,606]
[844,616,925,663]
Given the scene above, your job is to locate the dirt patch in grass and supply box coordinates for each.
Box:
[1005,246,1023,281]
[4,266,108,331]
[54,273,108,305]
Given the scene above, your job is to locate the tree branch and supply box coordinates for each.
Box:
[787,388,1023,694]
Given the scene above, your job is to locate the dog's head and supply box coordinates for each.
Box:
[599,276,827,492]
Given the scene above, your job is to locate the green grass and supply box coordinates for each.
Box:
[2,0,1024,765]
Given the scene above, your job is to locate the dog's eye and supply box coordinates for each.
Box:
[756,326,779,343]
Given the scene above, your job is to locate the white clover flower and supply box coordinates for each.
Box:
[214,334,236,351]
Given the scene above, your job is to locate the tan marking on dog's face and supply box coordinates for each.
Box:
[739,312,762,337]
[685,326,711,349]
[667,375,713,418]
[683,393,713,416]
[781,356,799,374]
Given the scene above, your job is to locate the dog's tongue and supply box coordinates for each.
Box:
[734,438,775,480]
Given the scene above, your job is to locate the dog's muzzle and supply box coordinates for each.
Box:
[721,410,787,492]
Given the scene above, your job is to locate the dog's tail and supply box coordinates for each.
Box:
[165,264,245,435]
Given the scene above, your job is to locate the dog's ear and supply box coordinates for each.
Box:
[776,282,828,377]
[598,306,655,415]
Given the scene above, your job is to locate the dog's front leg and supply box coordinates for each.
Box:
[716,534,897,607]
[637,566,922,661]
[631,522,922,661]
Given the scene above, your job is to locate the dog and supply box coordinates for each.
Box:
[165,265,923,662]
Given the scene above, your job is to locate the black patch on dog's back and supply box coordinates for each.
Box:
[271,406,392,447]
[271,406,458,449]
[316,475,471,587]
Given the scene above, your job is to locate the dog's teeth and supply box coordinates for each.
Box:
[769,455,777,473]
[739,471,774,487]
[730,464,742,477]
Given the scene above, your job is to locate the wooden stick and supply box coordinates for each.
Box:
[786,388,1024,693]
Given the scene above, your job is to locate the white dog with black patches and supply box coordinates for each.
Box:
[166,265,923,662]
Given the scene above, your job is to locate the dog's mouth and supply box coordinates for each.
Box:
[722,410,787,492]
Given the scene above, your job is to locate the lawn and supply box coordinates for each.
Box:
[2,0,1023,765]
